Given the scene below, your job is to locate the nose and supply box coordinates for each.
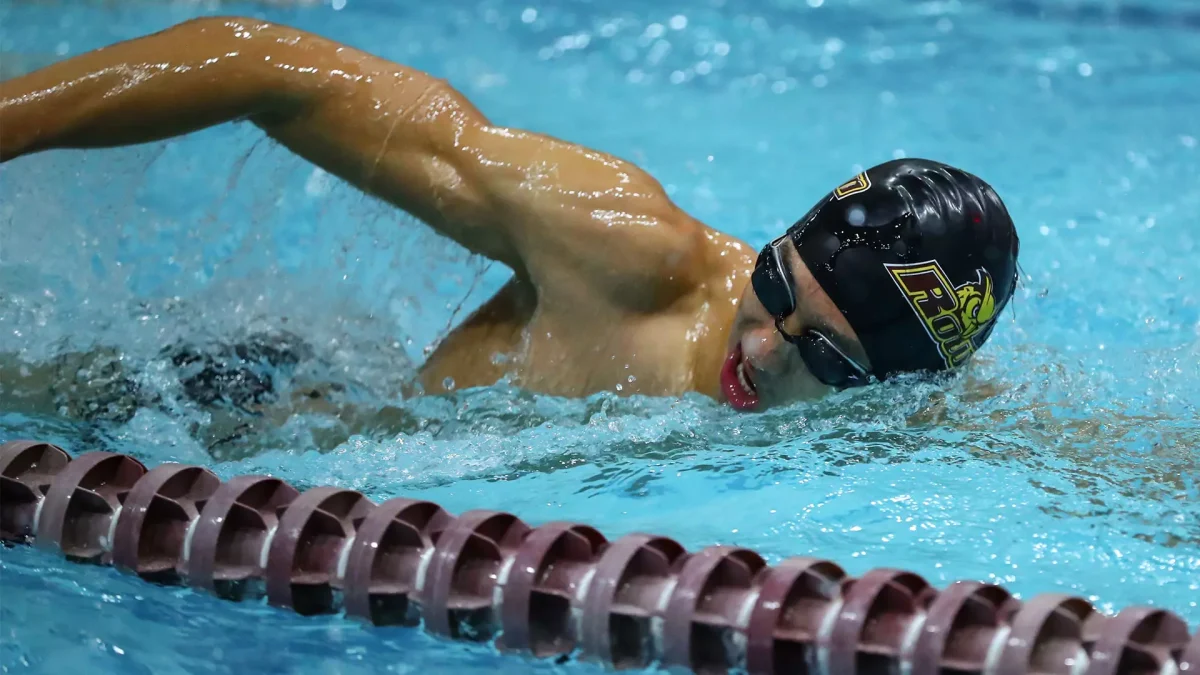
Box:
[740,322,789,374]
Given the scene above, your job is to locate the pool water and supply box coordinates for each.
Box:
[1,0,1198,672]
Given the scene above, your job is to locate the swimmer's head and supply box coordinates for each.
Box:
[721,158,1020,411]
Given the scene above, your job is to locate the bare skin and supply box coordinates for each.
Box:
[0,16,869,419]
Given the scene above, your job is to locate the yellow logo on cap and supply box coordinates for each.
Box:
[884,260,998,368]
[833,172,871,200]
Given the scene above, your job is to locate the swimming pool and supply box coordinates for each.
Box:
[1,0,1197,671]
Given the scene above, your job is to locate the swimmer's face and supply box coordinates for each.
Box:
[720,237,872,411]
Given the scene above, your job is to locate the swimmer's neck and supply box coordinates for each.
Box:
[686,230,756,399]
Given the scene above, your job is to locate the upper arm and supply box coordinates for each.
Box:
[251,24,704,305]
[442,123,707,306]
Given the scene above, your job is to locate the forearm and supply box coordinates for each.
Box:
[0,17,303,161]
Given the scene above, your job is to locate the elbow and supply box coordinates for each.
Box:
[173,16,312,122]
[167,16,302,62]
[171,15,274,37]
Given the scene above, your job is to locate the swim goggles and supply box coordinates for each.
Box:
[750,232,872,389]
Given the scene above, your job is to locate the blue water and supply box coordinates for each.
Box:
[1,0,1198,672]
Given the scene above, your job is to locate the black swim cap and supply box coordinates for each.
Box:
[789,158,1020,380]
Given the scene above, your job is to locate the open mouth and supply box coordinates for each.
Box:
[720,342,760,411]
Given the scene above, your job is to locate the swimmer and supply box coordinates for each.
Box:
[0,17,1020,420]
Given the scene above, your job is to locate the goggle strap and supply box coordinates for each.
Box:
[769,237,797,316]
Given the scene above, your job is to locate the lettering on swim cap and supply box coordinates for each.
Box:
[833,172,871,200]
[883,260,999,369]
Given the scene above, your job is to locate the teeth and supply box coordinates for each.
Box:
[737,361,755,396]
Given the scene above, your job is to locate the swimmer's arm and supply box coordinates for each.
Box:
[0,17,707,303]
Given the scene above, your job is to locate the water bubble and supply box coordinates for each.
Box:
[847,206,867,226]
[936,18,953,32]
[1077,62,1093,77]
[812,74,828,88]
[305,168,332,197]
[647,40,672,65]
[645,23,665,39]
[713,42,730,56]
[669,15,688,30]
[868,47,895,64]
[521,8,537,23]
[696,60,712,75]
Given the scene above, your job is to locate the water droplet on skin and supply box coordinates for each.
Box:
[443,377,456,391]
